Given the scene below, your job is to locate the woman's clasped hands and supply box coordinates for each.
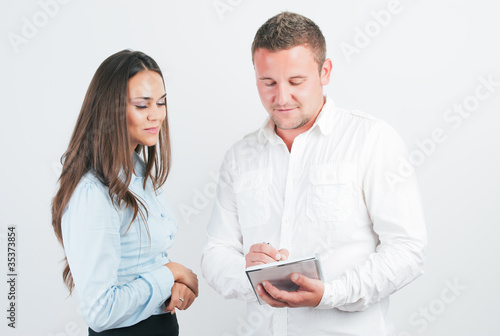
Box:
[165,262,199,314]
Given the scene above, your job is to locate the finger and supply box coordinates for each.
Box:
[290,273,323,292]
[182,276,199,297]
[178,286,195,310]
[246,252,278,267]
[176,297,186,310]
[190,277,199,297]
[182,291,196,310]
[165,284,179,313]
[290,273,309,287]
[278,249,290,260]
[186,294,195,309]
[165,298,177,314]
[257,284,288,308]
[175,285,196,310]
[166,294,183,313]
[165,283,185,313]
[250,243,281,260]
[181,298,191,310]
[192,274,199,296]
[261,280,295,303]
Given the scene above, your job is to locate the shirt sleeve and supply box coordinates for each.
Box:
[61,179,175,332]
[201,152,256,301]
[316,121,427,311]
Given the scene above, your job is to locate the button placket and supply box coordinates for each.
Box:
[280,134,307,255]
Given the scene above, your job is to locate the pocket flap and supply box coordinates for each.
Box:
[234,168,270,193]
[308,164,354,185]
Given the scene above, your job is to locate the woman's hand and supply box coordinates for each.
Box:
[164,282,197,314]
[165,262,199,296]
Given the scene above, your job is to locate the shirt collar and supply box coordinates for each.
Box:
[257,95,336,144]
[258,118,282,145]
[313,95,336,136]
[131,151,146,182]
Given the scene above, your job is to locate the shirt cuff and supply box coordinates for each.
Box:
[316,279,347,309]
[142,266,175,299]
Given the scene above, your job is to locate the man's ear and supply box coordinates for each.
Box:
[320,58,333,86]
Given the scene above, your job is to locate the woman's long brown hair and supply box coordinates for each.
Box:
[51,50,171,293]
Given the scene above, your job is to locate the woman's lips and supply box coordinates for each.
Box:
[145,127,159,134]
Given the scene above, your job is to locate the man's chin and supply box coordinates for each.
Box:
[273,119,308,131]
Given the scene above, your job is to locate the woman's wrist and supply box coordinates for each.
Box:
[165,262,182,282]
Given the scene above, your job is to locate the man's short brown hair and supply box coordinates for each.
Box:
[251,11,327,71]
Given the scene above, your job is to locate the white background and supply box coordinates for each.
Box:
[1,0,499,335]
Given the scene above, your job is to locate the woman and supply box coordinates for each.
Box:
[51,50,197,335]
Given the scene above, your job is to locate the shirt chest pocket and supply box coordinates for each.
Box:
[306,164,355,222]
[234,169,271,228]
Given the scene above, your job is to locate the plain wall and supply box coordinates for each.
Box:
[1,0,499,335]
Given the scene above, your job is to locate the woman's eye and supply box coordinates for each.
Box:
[135,105,148,109]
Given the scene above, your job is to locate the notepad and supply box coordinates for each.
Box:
[245,254,324,305]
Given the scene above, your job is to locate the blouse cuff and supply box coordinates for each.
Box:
[142,266,175,299]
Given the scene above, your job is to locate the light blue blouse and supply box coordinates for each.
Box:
[61,153,177,332]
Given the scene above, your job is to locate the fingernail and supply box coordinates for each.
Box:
[276,253,281,260]
[257,285,262,292]
[262,281,267,288]
[292,273,299,281]
[281,254,287,260]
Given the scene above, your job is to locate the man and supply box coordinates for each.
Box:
[201,11,426,336]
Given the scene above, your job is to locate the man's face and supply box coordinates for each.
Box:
[253,45,331,131]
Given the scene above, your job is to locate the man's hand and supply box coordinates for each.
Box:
[165,262,199,297]
[256,273,324,308]
[165,282,196,314]
[245,243,289,268]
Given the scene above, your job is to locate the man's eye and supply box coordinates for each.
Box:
[265,82,276,87]
[290,81,303,86]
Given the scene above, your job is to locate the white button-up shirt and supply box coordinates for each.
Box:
[202,96,427,336]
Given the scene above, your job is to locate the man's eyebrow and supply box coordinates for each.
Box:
[258,76,307,80]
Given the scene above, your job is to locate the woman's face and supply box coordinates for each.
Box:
[126,70,166,151]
